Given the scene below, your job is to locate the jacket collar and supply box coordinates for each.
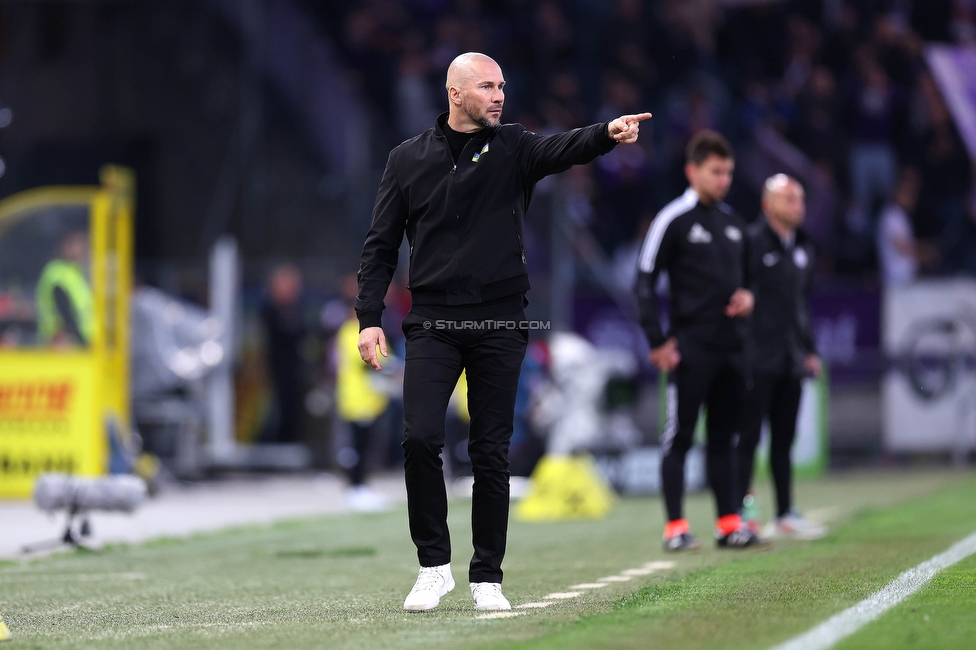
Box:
[434,111,498,140]
[761,217,809,250]
[685,187,725,212]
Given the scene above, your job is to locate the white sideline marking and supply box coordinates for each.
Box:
[621,568,656,576]
[488,558,677,620]
[0,572,147,582]
[476,611,522,620]
[771,531,976,650]
[643,561,676,570]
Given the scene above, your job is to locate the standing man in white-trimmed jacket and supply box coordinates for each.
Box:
[635,130,764,551]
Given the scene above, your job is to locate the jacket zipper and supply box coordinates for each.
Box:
[451,164,458,219]
[449,141,468,284]
[513,208,526,264]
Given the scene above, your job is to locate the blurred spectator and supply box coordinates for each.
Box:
[792,66,840,164]
[951,0,976,44]
[259,263,307,444]
[663,0,721,61]
[510,339,549,477]
[877,168,939,286]
[612,215,653,294]
[915,75,974,272]
[594,73,653,251]
[821,4,861,78]
[36,231,92,348]
[845,46,903,226]
[395,38,439,140]
[911,0,955,42]
[531,1,575,79]
[539,70,587,131]
[335,274,392,511]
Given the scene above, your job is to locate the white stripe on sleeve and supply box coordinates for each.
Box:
[638,188,698,273]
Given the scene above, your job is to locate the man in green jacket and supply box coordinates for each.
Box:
[36,230,93,347]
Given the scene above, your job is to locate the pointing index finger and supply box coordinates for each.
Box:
[627,112,652,123]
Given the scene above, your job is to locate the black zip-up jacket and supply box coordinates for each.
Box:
[356,112,617,329]
[635,188,750,352]
[745,219,817,376]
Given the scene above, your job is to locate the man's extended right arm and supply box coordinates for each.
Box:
[517,113,651,183]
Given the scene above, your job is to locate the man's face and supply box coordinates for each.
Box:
[686,155,734,205]
[458,61,505,128]
[766,181,806,228]
[270,266,302,307]
[62,233,89,265]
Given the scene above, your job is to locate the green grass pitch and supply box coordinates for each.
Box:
[1,469,973,649]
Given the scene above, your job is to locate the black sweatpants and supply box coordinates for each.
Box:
[736,371,802,518]
[400,308,527,584]
[660,342,745,523]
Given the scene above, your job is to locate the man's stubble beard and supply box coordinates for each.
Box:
[464,101,501,129]
[473,111,500,128]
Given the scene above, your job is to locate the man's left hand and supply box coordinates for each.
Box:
[725,288,754,318]
[608,113,652,144]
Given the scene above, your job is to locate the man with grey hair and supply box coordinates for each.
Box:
[737,174,826,540]
[356,52,650,612]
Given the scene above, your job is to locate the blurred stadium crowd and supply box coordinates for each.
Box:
[318,0,976,281]
[3,0,976,483]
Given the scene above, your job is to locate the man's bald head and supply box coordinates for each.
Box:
[445,53,500,91]
[762,173,806,232]
[445,53,505,132]
[762,174,800,200]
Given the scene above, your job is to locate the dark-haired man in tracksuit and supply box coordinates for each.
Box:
[636,130,766,551]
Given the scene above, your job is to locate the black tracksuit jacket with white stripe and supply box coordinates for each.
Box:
[635,188,750,352]
[356,112,617,330]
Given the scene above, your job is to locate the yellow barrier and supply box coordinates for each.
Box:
[0,166,133,498]
[515,454,615,522]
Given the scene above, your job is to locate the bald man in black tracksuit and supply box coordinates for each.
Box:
[356,52,652,612]
[736,174,827,540]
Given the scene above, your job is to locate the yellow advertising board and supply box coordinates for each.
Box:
[0,166,132,497]
[0,352,103,495]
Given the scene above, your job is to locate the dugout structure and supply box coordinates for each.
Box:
[0,166,134,497]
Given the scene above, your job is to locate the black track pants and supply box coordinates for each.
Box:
[660,344,745,522]
[400,309,527,584]
[736,372,802,518]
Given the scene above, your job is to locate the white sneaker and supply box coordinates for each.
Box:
[403,564,455,612]
[766,511,828,540]
[470,582,511,611]
[346,485,390,512]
